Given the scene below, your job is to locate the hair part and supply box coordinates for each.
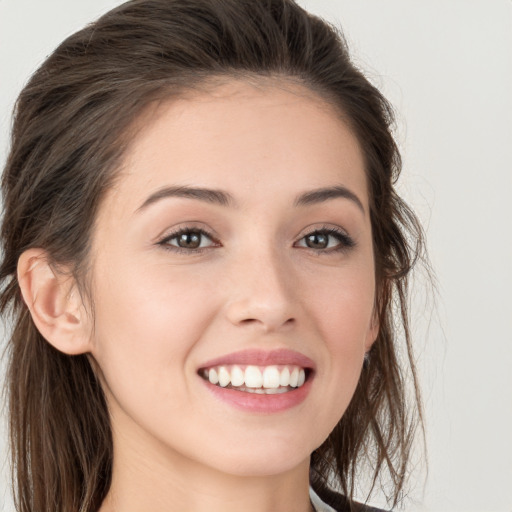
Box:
[1,1,425,511]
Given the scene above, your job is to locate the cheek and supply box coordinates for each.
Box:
[89,262,218,395]
[300,262,375,411]
[304,261,375,347]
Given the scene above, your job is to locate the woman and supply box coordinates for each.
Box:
[0,1,424,511]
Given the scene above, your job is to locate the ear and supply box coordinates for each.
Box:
[365,308,380,353]
[17,248,92,355]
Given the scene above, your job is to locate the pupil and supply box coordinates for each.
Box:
[307,233,328,249]
[179,232,201,248]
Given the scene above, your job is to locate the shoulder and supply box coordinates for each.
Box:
[310,485,390,512]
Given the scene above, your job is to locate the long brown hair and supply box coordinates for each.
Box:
[0,1,425,511]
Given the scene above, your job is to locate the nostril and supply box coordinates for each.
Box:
[240,318,257,325]
[237,317,296,331]
[225,296,297,332]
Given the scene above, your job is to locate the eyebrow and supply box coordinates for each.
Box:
[136,184,365,214]
[294,185,365,214]
[137,185,234,212]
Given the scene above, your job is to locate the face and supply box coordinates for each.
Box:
[87,80,377,478]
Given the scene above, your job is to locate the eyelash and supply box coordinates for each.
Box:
[157,227,220,254]
[296,227,355,253]
[157,226,355,255]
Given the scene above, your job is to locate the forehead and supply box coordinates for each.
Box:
[106,79,368,215]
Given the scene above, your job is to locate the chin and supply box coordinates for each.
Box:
[198,432,317,478]
[216,453,309,478]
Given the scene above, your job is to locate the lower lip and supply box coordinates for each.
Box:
[200,376,313,413]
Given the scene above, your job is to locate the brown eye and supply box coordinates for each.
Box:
[176,231,202,249]
[296,228,355,252]
[305,232,329,249]
[160,228,216,251]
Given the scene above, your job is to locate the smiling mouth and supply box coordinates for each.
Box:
[199,364,310,394]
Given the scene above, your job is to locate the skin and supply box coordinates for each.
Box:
[21,79,378,512]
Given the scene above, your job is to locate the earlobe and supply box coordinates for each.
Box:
[17,248,92,355]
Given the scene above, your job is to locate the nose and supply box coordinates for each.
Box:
[223,246,298,333]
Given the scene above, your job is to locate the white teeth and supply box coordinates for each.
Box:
[218,366,230,387]
[231,365,244,387]
[239,386,289,395]
[262,366,280,389]
[208,368,219,385]
[279,367,290,387]
[202,364,309,392]
[264,387,288,394]
[289,367,299,387]
[297,368,306,387]
[244,366,263,388]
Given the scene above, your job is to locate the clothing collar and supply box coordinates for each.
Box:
[309,486,337,512]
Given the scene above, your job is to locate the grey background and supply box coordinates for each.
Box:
[1,1,511,510]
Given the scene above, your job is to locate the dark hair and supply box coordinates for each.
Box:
[0,1,425,511]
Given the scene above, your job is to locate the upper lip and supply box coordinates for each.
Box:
[198,348,315,370]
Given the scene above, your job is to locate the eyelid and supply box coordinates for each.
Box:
[154,222,355,255]
[294,225,355,252]
[156,224,221,253]
[156,221,218,242]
